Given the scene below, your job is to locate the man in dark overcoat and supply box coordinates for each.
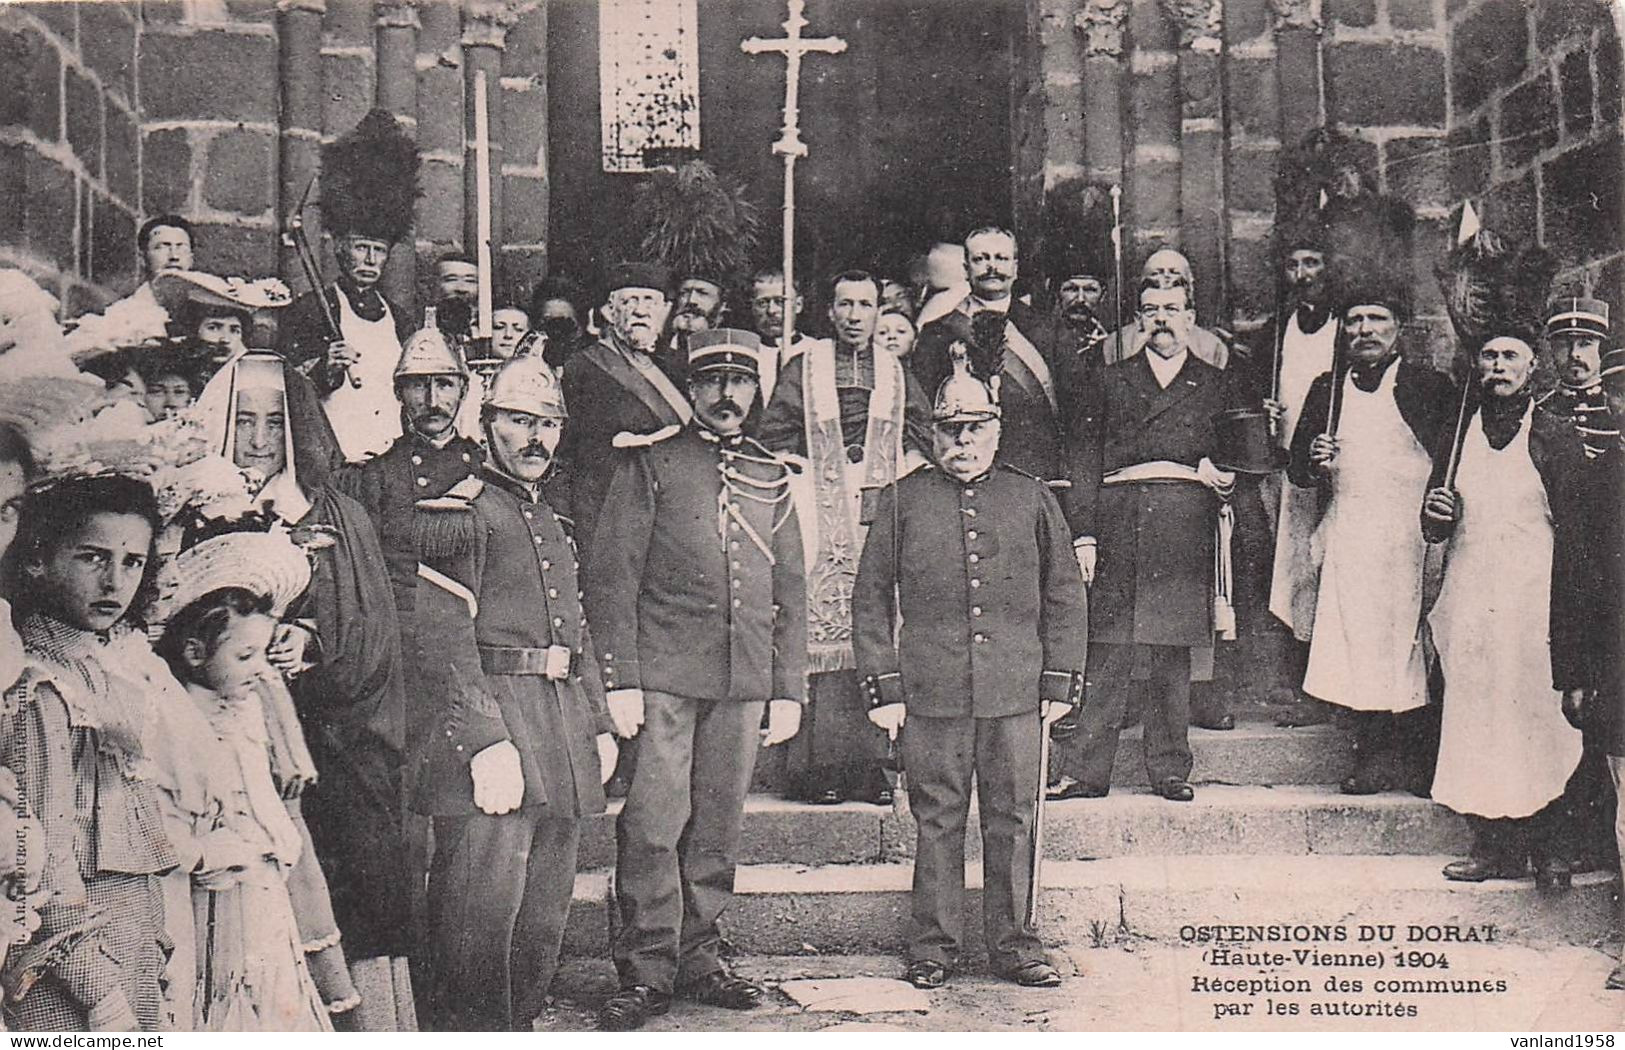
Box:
[585,330,808,1031]
[553,263,691,558]
[1049,279,1250,801]
[853,351,1085,990]
[409,354,618,1031]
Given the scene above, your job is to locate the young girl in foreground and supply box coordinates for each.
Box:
[153,541,331,1031]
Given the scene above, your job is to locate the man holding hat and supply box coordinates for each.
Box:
[409,354,618,1030]
[586,329,806,1031]
[1538,296,1617,458]
[1048,278,1248,802]
[853,346,1084,990]
[1285,269,1455,794]
[555,262,691,558]
[278,110,420,463]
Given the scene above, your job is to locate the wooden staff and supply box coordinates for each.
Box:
[473,70,494,342]
[1326,330,1349,436]
[1025,714,1052,931]
[1110,185,1125,363]
[1441,372,1478,489]
[281,176,359,387]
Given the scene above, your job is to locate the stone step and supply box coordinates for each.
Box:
[563,855,1619,958]
[579,784,1468,868]
[748,720,1353,793]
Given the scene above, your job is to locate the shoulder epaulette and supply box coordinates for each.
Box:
[413,476,485,559]
[612,424,682,449]
[1000,463,1043,482]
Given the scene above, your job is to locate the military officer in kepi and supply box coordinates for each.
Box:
[408,354,618,1031]
[1537,296,1618,457]
[853,344,1085,991]
[586,329,808,1031]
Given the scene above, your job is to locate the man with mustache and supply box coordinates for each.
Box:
[912,228,1088,533]
[555,263,690,560]
[409,354,617,1029]
[746,267,811,401]
[1536,296,1617,458]
[1052,265,1109,361]
[1423,329,1589,890]
[853,351,1084,991]
[279,110,419,463]
[759,271,932,805]
[1285,271,1455,794]
[587,330,806,1030]
[1099,249,1237,369]
[654,271,730,389]
[1048,279,1251,802]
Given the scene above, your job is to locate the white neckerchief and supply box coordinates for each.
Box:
[1146,347,1189,388]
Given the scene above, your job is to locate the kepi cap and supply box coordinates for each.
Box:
[1545,297,1609,340]
[687,328,761,378]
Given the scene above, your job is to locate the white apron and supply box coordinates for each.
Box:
[1266,312,1338,638]
[324,291,403,462]
[1429,406,1582,818]
[1301,365,1430,712]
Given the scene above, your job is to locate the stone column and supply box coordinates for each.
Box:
[376,0,420,312]
[1076,0,1128,185]
[461,0,514,287]
[276,0,326,287]
[1269,0,1322,146]
[1162,0,1228,324]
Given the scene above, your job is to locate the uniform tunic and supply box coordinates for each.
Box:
[1430,404,1584,818]
[1538,381,1619,459]
[853,463,1085,968]
[410,469,612,1030]
[583,425,806,993]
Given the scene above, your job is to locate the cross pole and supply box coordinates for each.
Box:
[742,0,845,353]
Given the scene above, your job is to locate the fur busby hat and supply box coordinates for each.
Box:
[629,160,761,290]
[321,109,421,243]
[1433,203,1556,353]
[1274,125,1414,290]
[1042,180,1115,289]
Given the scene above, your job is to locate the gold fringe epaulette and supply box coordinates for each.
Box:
[413,476,484,559]
[612,424,681,449]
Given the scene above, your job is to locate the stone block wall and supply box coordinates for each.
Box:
[1024,0,1621,348]
[1447,0,1622,309]
[1,1,143,317]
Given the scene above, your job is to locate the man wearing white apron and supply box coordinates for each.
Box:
[759,270,932,804]
[1424,333,1588,889]
[277,109,418,462]
[1287,278,1456,795]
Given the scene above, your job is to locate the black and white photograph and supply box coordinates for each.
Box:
[0,0,1620,1035]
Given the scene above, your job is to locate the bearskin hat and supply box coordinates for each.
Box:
[321,109,421,243]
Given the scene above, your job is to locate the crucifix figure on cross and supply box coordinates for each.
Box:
[742,0,846,351]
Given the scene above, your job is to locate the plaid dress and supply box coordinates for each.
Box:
[1,618,177,1032]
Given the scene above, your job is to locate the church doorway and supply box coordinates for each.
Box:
[547,0,1022,303]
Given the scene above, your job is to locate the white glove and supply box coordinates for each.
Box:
[470,739,524,815]
[761,699,803,747]
[596,733,619,785]
[606,688,645,739]
[1196,456,1236,498]
[1073,538,1097,585]
[867,702,907,740]
[1042,701,1073,726]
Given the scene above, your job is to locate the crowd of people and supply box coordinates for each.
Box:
[0,111,1618,1034]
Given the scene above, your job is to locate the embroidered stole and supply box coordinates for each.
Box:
[794,343,906,672]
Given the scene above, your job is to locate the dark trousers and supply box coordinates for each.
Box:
[903,711,1046,972]
[1465,795,1571,866]
[613,691,765,993]
[426,810,581,1030]
[786,670,890,799]
[1064,643,1193,789]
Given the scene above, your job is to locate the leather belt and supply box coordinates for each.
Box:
[478,644,574,679]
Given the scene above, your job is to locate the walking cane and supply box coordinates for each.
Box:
[1025,711,1052,931]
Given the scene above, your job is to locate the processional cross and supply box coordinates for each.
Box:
[742,0,846,351]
